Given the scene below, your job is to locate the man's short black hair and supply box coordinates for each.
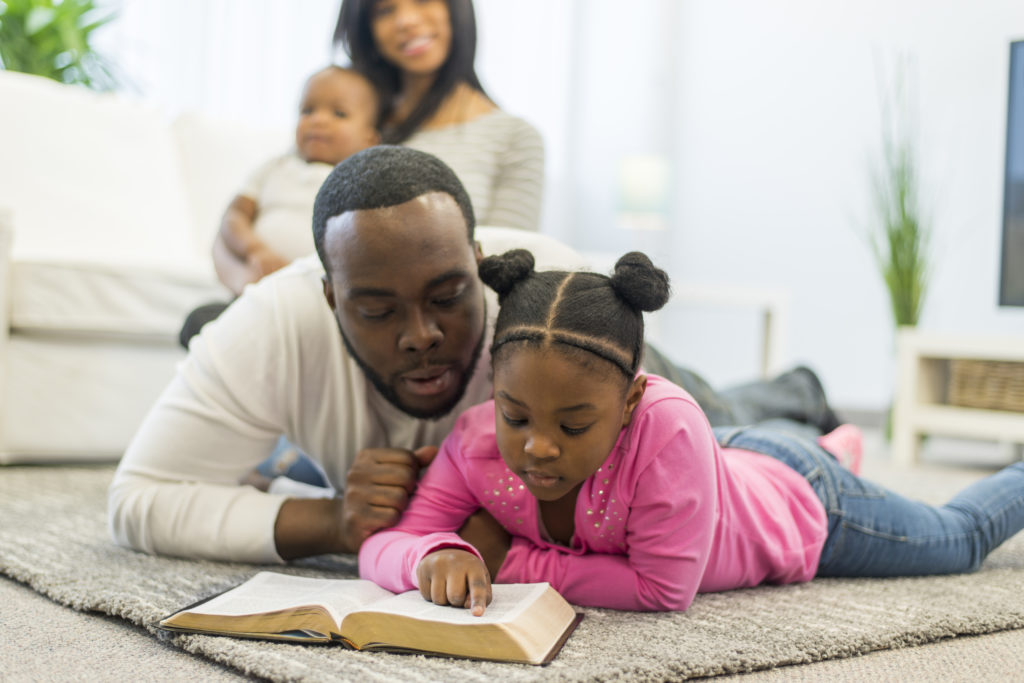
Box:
[312,145,475,274]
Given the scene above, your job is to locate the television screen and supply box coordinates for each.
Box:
[1000,39,1024,306]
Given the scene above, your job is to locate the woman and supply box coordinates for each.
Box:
[334,0,543,232]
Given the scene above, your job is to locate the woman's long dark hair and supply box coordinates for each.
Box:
[334,0,489,144]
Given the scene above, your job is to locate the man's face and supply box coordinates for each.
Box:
[322,192,485,419]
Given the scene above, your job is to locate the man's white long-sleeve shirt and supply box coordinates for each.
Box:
[108,228,586,563]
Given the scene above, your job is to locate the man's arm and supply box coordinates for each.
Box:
[274,446,438,558]
[109,264,346,563]
[107,368,287,562]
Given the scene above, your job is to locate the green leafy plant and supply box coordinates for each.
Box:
[0,0,116,90]
[869,58,930,328]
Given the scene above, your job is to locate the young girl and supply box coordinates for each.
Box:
[358,249,1024,615]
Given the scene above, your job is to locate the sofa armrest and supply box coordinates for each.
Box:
[0,207,11,332]
[0,207,12,422]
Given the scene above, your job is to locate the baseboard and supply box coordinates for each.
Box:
[834,406,887,430]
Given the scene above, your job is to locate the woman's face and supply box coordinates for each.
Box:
[370,0,452,77]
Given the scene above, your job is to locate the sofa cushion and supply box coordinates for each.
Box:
[0,335,183,461]
[10,259,225,338]
[172,112,292,264]
[0,71,197,270]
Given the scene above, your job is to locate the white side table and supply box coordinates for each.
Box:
[665,285,789,379]
[892,329,1024,466]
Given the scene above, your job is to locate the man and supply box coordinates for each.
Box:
[109,146,837,563]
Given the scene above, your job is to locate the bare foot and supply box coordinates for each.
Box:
[818,424,864,475]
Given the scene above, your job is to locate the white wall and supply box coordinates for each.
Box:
[94,0,1024,410]
[662,0,1024,408]
[477,0,1024,410]
[95,0,339,125]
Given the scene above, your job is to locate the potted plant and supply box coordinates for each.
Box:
[0,0,116,90]
[868,57,931,440]
[869,58,930,330]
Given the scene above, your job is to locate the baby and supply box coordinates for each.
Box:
[213,65,380,296]
[179,66,380,491]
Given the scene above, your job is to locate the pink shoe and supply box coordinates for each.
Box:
[818,424,863,475]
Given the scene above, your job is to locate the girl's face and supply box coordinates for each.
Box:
[493,347,646,503]
[370,0,452,77]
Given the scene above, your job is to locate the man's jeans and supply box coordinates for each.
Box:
[643,342,839,440]
[273,343,844,489]
[715,425,1024,577]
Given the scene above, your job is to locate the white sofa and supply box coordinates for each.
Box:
[0,71,792,465]
[0,71,291,463]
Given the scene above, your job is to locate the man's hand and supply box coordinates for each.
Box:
[337,445,438,552]
[417,549,492,616]
[273,445,437,560]
[457,509,510,579]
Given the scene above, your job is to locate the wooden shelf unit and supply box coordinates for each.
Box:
[892,329,1024,466]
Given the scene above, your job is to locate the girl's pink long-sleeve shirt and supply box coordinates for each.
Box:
[358,375,827,611]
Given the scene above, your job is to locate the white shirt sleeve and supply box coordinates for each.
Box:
[107,230,590,563]
[108,260,329,563]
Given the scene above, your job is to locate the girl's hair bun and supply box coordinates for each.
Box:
[610,251,671,312]
[478,248,536,298]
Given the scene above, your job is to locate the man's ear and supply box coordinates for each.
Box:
[322,275,336,311]
[473,240,484,265]
[621,374,648,428]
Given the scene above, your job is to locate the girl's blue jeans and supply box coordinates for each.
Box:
[714,426,1024,577]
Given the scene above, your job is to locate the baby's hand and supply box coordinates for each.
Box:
[246,245,290,278]
[417,549,492,616]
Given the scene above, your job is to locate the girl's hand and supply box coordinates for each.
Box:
[417,549,492,616]
[457,509,511,578]
[338,446,437,552]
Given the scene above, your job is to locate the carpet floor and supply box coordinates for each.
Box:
[2,442,1024,682]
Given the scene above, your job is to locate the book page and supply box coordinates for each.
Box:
[359,582,550,625]
[186,572,396,626]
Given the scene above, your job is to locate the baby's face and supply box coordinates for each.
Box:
[296,69,379,165]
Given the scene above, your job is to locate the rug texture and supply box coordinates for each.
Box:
[2,464,1024,682]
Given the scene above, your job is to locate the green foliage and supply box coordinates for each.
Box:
[869,59,929,328]
[0,0,116,90]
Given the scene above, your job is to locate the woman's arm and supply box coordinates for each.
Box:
[214,195,289,294]
[483,117,545,232]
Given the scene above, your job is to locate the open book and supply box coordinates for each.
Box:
[158,572,581,665]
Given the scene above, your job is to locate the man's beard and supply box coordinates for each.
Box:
[337,321,486,421]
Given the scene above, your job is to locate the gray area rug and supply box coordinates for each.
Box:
[2,465,1024,682]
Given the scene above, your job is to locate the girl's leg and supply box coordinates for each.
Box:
[714,426,1024,577]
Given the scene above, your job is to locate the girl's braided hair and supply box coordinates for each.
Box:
[478,249,671,381]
